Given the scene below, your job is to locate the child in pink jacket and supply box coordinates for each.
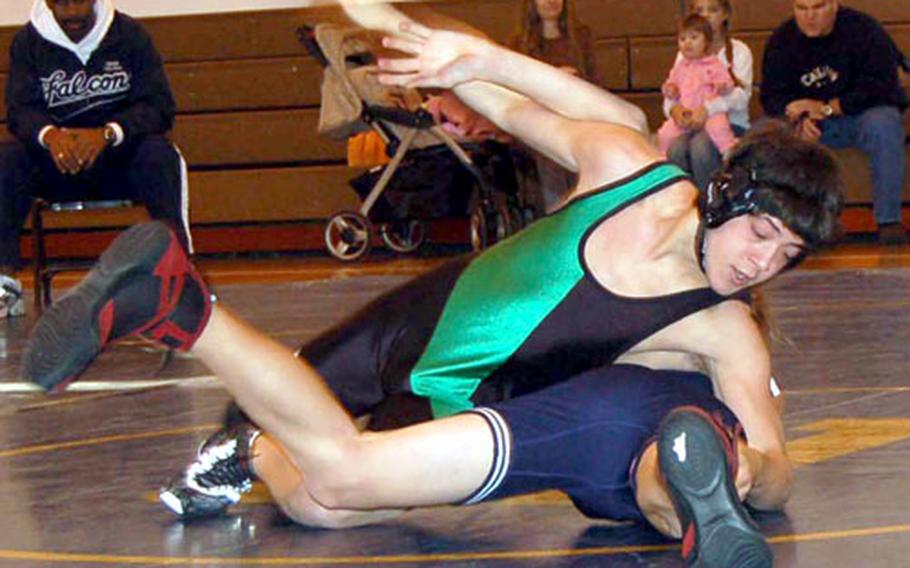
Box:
[657,15,738,155]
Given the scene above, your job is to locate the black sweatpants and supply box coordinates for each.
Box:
[0,134,190,268]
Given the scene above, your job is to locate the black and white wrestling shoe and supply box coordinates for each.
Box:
[159,422,261,519]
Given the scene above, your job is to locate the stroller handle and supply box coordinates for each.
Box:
[297,25,330,67]
[365,105,436,129]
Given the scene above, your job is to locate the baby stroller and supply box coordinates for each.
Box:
[298,23,527,261]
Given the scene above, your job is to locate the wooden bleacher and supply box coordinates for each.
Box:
[0,0,909,257]
[602,0,910,232]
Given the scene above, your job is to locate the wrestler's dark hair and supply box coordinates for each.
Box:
[701,120,844,257]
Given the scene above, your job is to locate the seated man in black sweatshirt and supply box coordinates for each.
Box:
[760,0,908,245]
[0,0,191,317]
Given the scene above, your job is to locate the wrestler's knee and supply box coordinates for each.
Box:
[634,442,683,538]
[296,438,373,510]
[278,485,365,529]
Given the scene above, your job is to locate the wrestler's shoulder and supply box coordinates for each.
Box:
[679,300,765,357]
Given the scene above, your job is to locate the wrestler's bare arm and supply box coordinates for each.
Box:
[444,38,648,135]
[344,2,647,134]
[629,301,793,510]
[344,4,656,188]
[688,301,793,510]
[617,349,786,416]
[444,81,658,192]
[377,39,659,192]
[616,350,709,375]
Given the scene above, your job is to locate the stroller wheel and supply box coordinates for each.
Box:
[380,221,426,253]
[493,202,514,241]
[470,202,514,251]
[470,206,490,251]
[508,204,526,231]
[324,211,373,261]
[521,206,538,227]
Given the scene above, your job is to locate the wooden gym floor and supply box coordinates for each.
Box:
[0,241,909,566]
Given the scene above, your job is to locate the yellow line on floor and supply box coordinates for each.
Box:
[0,523,909,565]
[0,544,680,565]
[767,523,910,544]
[0,424,217,458]
[786,386,910,395]
[0,423,909,563]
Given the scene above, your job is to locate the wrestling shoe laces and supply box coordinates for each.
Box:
[658,406,771,568]
[22,222,213,391]
[159,424,260,519]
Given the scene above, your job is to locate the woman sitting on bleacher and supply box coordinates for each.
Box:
[664,0,753,191]
[508,0,600,213]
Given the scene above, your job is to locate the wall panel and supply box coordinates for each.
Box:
[189,165,359,223]
[731,0,792,32]
[593,39,630,90]
[844,0,910,23]
[33,165,360,228]
[0,29,13,73]
[171,109,346,166]
[168,57,323,112]
[577,0,680,38]
[629,36,676,90]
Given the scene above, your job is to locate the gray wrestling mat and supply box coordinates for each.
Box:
[0,267,907,566]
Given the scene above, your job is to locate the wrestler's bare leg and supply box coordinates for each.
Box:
[249,433,403,528]
[190,306,494,511]
[634,443,683,537]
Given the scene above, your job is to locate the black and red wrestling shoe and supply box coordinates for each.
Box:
[657,406,772,568]
[21,221,212,391]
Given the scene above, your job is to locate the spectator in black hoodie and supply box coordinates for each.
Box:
[0,0,191,317]
[760,0,908,245]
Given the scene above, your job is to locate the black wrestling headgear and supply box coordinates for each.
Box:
[696,168,766,273]
[700,169,760,229]
[695,167,809,273]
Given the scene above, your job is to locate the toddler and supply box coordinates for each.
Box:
[657,15,738,155]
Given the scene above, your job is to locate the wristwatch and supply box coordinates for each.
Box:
[821,103,835,118]
[103,124,117,144]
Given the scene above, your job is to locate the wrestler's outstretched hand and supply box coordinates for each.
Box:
[377,22,490,89]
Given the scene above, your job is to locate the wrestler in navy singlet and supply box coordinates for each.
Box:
[464,364,742,521]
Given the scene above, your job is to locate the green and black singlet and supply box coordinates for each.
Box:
[300,162,735,421]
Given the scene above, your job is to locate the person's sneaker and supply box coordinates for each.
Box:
[21,222,213,392]
[878,223,908,246]
[159,423,261,519]
[658,407,772,568]
[0,275,25,319]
